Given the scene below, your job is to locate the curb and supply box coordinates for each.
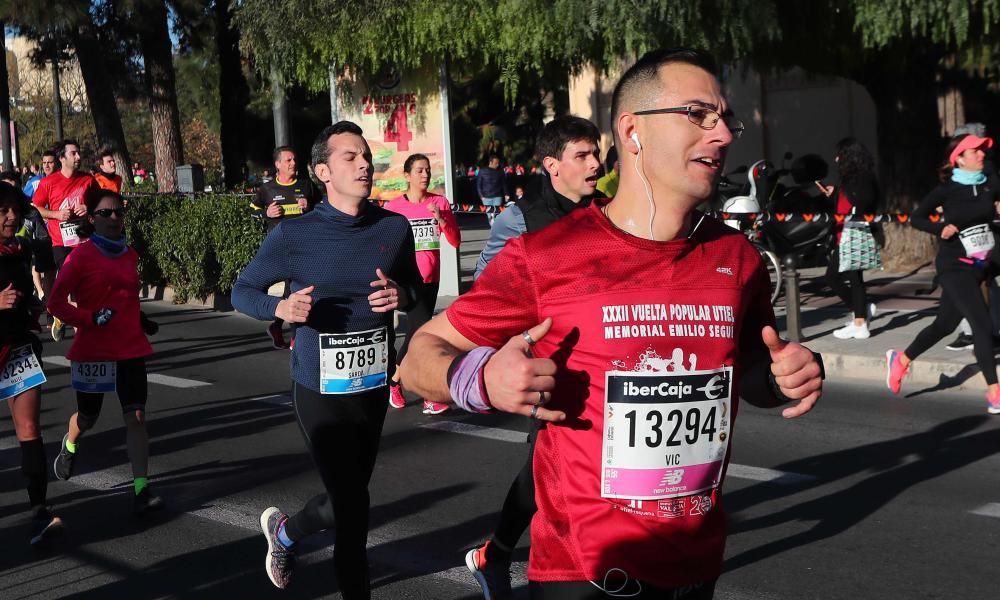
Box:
[821,351,984,394]
[139,282,285,311]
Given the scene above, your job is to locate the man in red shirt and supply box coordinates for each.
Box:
[401,48,824,599]
[32,139,100,341]
[93,149,123,193]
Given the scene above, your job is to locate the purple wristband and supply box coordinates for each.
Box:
[449,346,497,413]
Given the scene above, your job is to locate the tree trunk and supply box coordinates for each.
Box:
[137,0,184,192]
[856,46,944,271]
[70,19,132,181]
[215,0,248,190]
[0,21,13,171]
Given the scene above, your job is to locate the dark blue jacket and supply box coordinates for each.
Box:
[232,200,422,392]
[476,166,507,199]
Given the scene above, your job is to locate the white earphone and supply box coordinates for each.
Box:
[631,132,642,150]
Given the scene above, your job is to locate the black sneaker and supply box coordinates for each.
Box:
[29,506,64,546]
[260,506,295,589]
[53,433,76,481]
[267,323,287,350]
[133,487,165,515]
[945,333,974,351]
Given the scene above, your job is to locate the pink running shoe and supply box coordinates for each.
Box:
[885,350,909,394]
[389,384,406,409]
[987,387,1000,415]
[422,400,449,415]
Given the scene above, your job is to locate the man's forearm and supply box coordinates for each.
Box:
[36,206,61,220]
[399,330,462,404]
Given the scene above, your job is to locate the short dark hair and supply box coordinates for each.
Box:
[77,189,123,239]
[273,145,295,163]
[53,139,80,160]
[534,116,600,164]
[98,148,115,161]
[41,150,56,160]
[0,170,20,185]
[310,121,364,170]
[85,188,123,215]
[403,153,430,173]
[609,48,718,147]
[0,182,31,227]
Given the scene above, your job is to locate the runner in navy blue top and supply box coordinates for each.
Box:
[232,121,421,597]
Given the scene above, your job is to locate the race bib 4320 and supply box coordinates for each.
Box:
[71,361,117,393]
[601,366,732,500]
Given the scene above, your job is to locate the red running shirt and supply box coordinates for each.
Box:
[447,201,775,588]
[31,172,100,247]
[47,241,153,362]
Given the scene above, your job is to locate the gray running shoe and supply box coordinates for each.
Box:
[53,434,76,481]
[465,541,512,599]
[260,506,295,589]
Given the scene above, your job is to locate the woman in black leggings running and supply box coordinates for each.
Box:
[0,183,62,546]
[886,133,1000,413]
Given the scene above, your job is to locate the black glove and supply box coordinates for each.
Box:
[92,308,114,326]
[140,311,159,336]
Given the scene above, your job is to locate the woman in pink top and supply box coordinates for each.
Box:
[48,190,165,515]
[383,154,460,414]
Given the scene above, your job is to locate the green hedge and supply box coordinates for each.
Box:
[124,194,266,303]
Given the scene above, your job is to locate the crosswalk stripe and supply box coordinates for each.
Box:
[43,357,211,388]
[970,503,1000,518]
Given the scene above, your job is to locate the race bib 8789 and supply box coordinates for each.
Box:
[318,327,389,394]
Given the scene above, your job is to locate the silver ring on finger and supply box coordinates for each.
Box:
[521,330,536,346]
[530,404,539,419]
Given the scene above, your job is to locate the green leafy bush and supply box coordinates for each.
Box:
[124,194,266,302]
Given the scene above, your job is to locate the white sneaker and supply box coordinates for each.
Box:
[833,322,870,339]
[867,303,877,321]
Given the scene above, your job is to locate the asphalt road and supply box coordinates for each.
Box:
[2,298,999,599]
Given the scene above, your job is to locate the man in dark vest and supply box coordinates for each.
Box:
[466,115,602,596]
[474,116,604,280]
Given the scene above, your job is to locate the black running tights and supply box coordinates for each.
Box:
[905,269,997,385]
[396,282,439,364]
[826,252,868,319]
[283,383,387,600]
[491,421,538,554]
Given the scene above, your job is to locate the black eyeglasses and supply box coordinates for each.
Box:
[633,105,744,139]
[93,208,125,218]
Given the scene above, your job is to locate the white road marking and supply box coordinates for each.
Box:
[726,464,817,485]
[970,503,1000,518]
[251,393,292,407]
[420,420,528,443]
[0,438,491,590]
[423,421,817,485]
[43,356,211,388]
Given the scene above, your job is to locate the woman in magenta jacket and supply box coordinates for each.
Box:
[48,189,164,514]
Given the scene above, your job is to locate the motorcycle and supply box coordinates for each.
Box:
[715,153,834,303]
